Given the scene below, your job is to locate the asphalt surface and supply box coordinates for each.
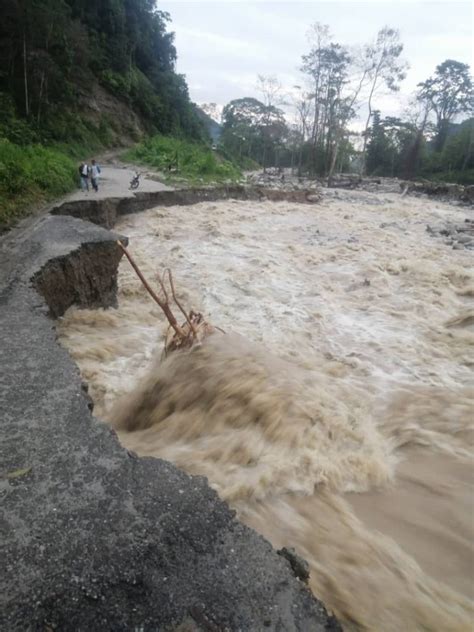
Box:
[66,163,173,202]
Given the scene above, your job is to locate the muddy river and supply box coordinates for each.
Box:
[58,188,473,631]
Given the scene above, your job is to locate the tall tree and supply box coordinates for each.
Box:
[417,60,473,151]
[366,112,417,177]
[326,48,370,183]
[366,110,390,175]
[221,96,287,166]
[290,85,313,175]
[256,74,283,170]
[301,23,333,175]
[401,97,431,179]
[360,27,407,175]
[302,28,364,180]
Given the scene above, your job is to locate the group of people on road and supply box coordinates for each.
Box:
[79,159,101,192]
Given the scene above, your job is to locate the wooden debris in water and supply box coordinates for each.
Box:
[117,241,219,355]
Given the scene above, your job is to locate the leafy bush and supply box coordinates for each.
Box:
[100,70,131,99]
[124,135,242,183]
[0,93,40,146]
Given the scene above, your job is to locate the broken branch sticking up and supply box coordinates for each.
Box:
[117,241,218,355]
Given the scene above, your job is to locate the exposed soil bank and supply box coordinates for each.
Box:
[0,214,340,631]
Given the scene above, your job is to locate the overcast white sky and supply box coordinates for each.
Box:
[160,1,473,125]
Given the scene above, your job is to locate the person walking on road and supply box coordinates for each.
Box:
[79,162,89,191]
[91,159,101,192]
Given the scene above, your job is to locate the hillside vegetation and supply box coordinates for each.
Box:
[0,0,212,229]
[1,0,205,143]
[124,136,241,184]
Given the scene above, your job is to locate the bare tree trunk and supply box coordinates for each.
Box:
[461,121,473,171]
[298,146,303,176]
[329,72,367,184]
[311,73,321,177]
[311,100,319,177]
[327,117,343,185]
[23,31,29,117]
[337,147,345,173]
[360,60,383,177]
[327,142,339,186]
[360,88,375,178]
[37,21,56,124]
[403,107,429,180]
[37,72,45,124]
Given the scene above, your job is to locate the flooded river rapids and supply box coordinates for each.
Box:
[57,188,473,631]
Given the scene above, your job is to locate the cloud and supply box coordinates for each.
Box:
[162,1,473,123]
[174,26,271,60]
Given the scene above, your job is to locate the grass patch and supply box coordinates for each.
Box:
[123,135,242,184]
[0,97,130,231]
[0,139,78,231]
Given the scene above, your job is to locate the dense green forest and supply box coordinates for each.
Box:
[0,0,210,227]
[1,0,204,144]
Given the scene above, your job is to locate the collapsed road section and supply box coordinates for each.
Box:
[0,212,340,631]
[50,185,322,229]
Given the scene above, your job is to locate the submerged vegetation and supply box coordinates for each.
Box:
[124,136,242,184]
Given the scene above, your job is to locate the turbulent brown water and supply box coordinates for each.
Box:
[58,189,474,631]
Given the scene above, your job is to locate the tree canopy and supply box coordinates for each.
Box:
[221,96,288,168]
[417,60,473,151]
